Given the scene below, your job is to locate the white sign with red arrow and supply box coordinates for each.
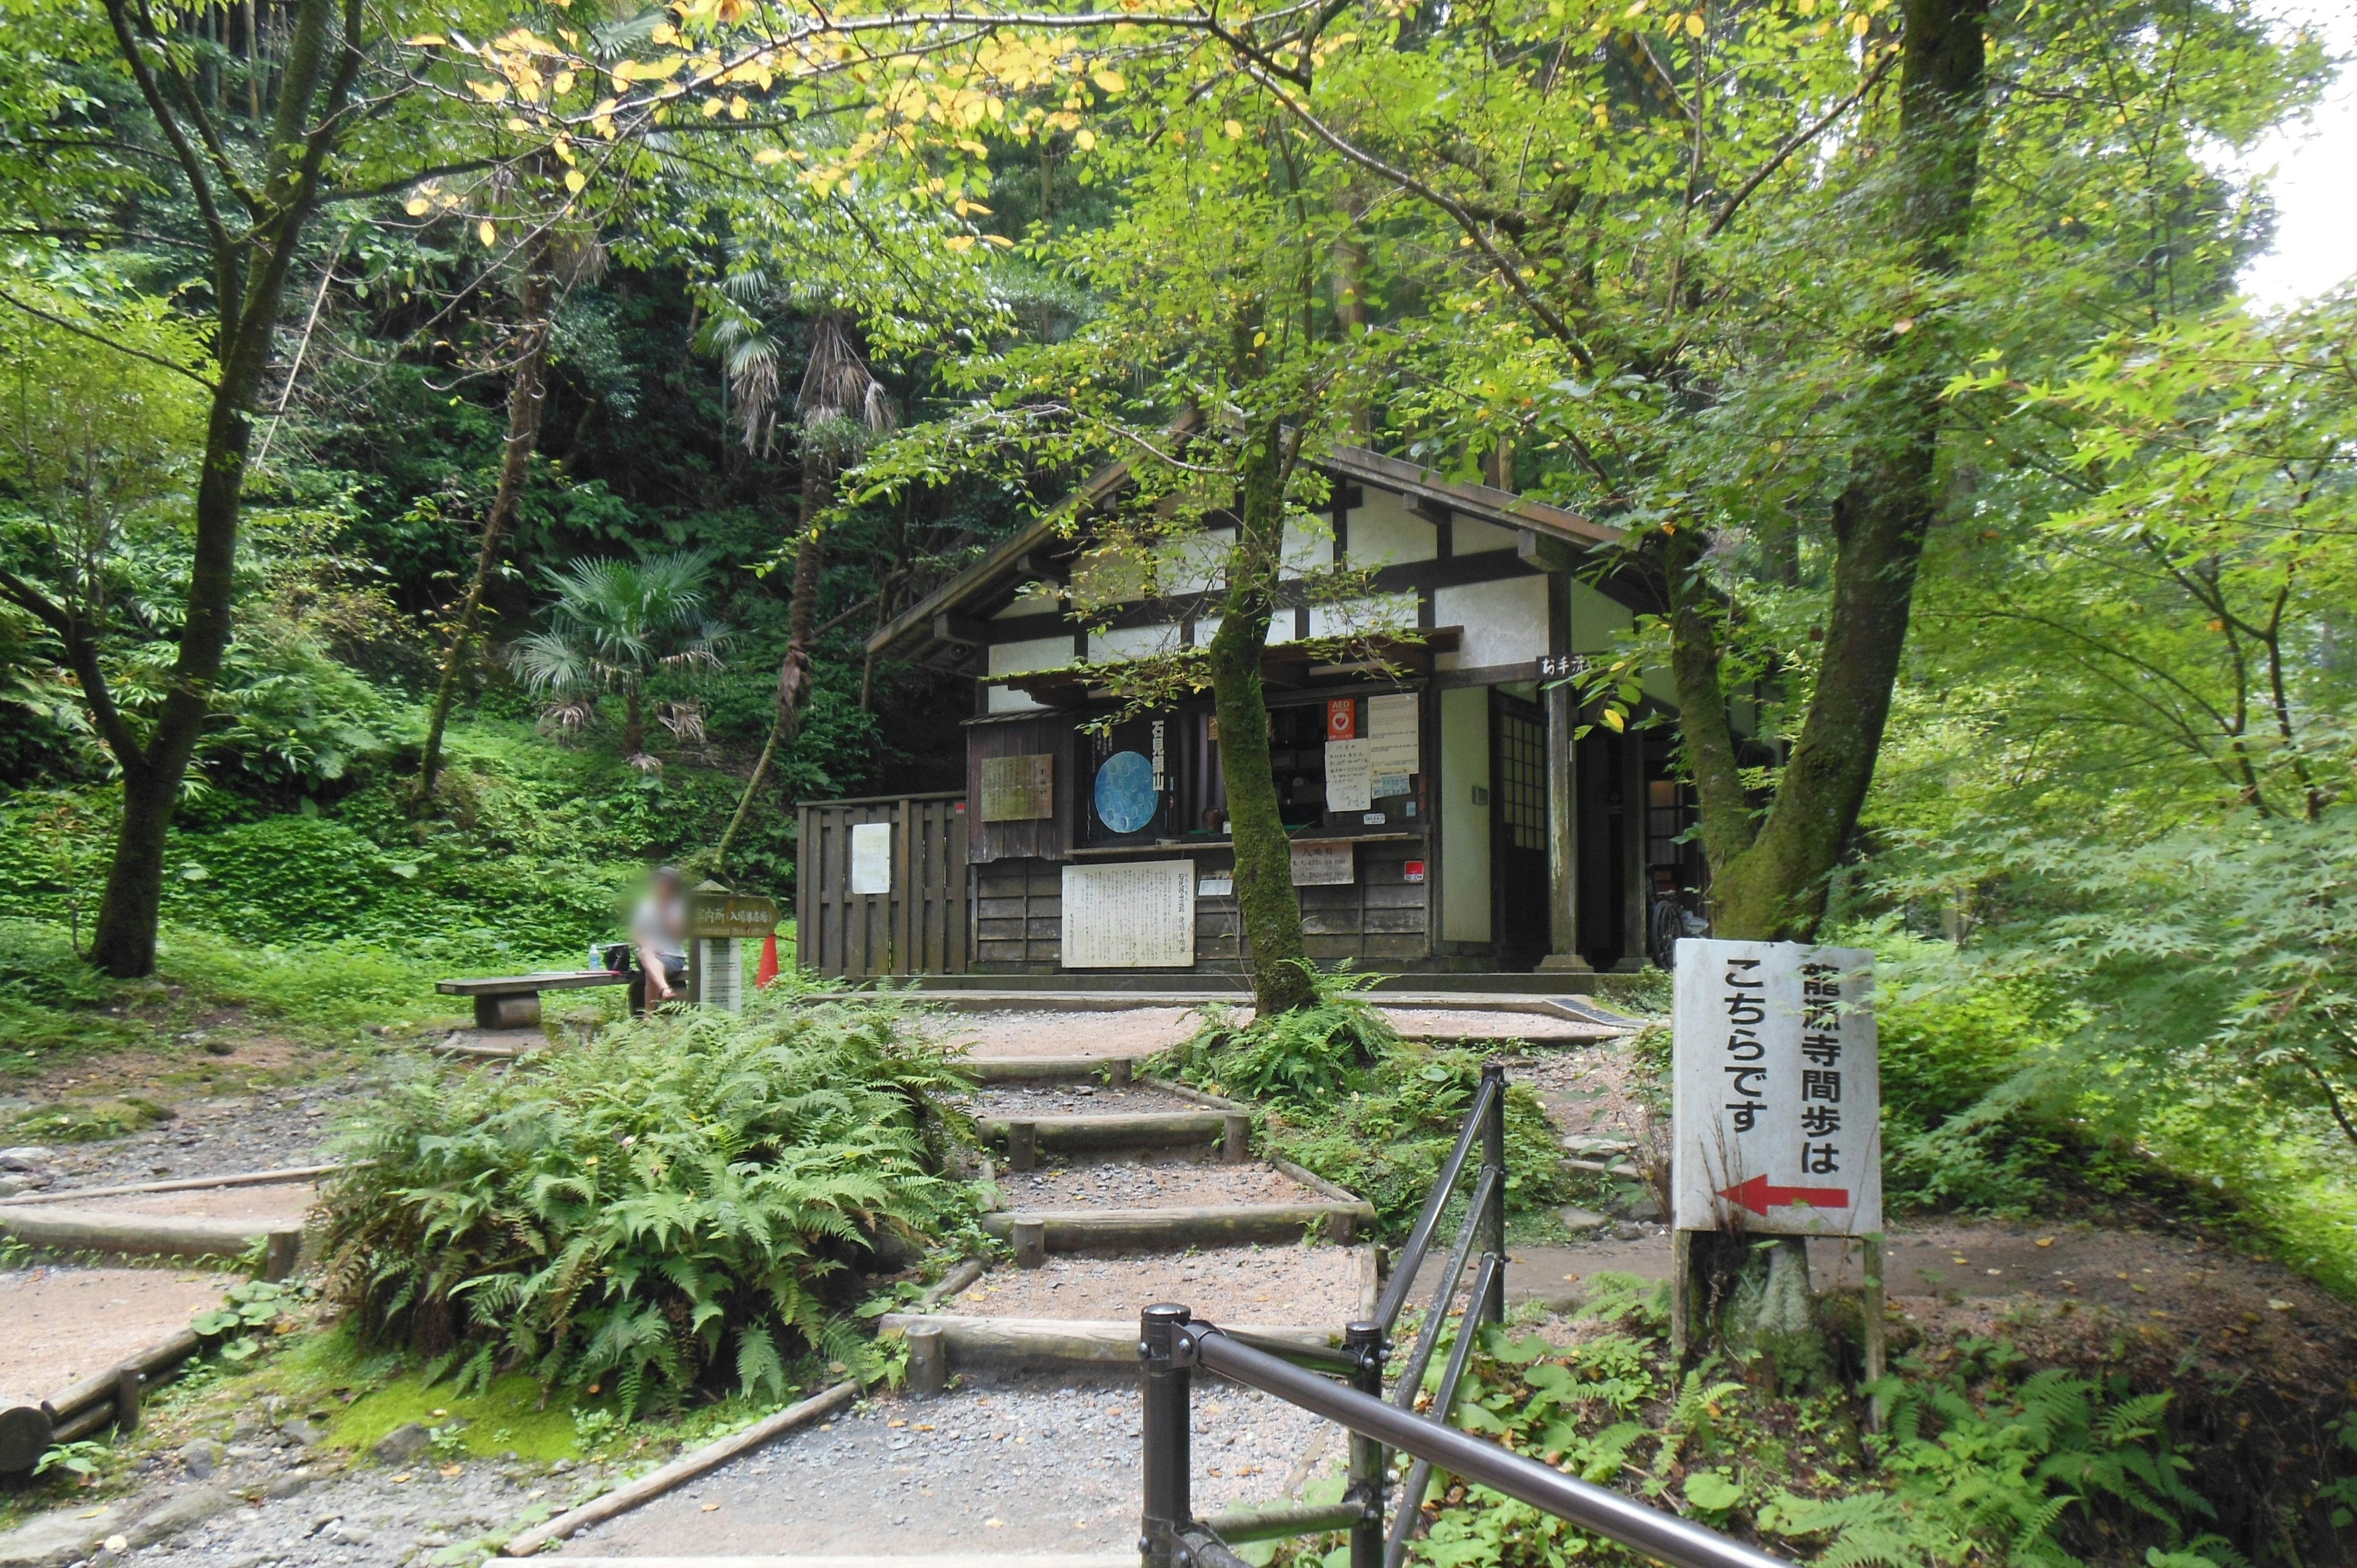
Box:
[1671,939,1881,1236]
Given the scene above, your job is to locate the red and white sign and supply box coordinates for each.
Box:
[1326,698,1357,740]
[1673,940,1880,1236]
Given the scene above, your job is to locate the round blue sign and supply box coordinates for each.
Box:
[1093,751,1160,833]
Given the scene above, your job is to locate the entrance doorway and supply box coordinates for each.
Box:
[1490,692,1550,970]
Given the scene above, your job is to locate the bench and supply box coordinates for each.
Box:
[436,970,629,1029]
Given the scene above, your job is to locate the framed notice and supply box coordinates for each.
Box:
[1325,738,1374,813]
[849,821,892,895]
[1672,940,1879,1235]
[1367,693,1419,776]
[1291,841,1355,886]
[1061,860,1196,967]
[980,753,1055,821]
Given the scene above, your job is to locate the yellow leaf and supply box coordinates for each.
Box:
[404,33,446,45]
[1091,68,1125,93]
[565,169,587,192]
[1223,118,1243,139]
[728,93,748,118]
[554,70,576,95]
[945,234,977,251]
[1601,708,1625,733]
[479,219,498,247]
[1851,10,1869,32]
[1074,127,1096,150]
[506,116,530,133]
[403,196,431,215]
[984,233,1013,247]
[754,146,786,164]
[1684,10,1705,33]
[468,79,511,102]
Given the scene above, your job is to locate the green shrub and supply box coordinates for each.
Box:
[319,991,982,1415]
[1156,963,1403,1106]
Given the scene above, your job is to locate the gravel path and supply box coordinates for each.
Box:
[953,1246,1368,1325]
[935,1010,1209,1060]
[10,1079,383,1193]
[559,1376,1345,1559]
[995,1162,1317,1210]
[970,1085,1201,1118]
[0,1264,229,1395]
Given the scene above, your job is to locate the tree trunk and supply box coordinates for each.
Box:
[717,462,829,873]
[417,238,554,805]
[1210,418,1316,1017]
[86,0,360,977]
[1670,0,1989,946]
[623,683,644,758]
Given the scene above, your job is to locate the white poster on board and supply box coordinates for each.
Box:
[849,821,892,895]
[1061,860,1196,967]
[1290,841,1355,885]
[1673,939,1880,1236]
[1325,738,1374,813]
[1368,693,1420,776]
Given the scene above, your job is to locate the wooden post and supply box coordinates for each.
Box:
[905,1321,947,1396]
[1670,1229,1692,1364]
[112,1366,141,1436]
[1013,1219,1047,1269]
[1861,1234,1887,1431]
[1538,681,1590,970]
[1221,1114,1250,1165]
[1005,1121,1038,1173]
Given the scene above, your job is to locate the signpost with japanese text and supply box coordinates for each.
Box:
[1670,939,1884,1390]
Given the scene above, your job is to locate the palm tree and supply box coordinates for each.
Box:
[508,550,730,765]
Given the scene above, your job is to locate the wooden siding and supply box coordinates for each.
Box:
[797,792,970,979]
[972,838,1430,973]
[966,716,1077,863]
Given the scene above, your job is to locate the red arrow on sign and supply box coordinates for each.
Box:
[1716,1175,1851,1216]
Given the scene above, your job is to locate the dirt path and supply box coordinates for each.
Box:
[0,1265,226,1396]
[557,1376,1344,1560]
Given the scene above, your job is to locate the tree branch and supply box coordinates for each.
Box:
[1704,50,1898,242]
[0,288,217,388]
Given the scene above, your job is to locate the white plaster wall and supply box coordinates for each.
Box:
[1280,516,1334,577]
[1569,579,1635,654]
[1307,593,1418,640]
[1434,575,1549,668]
[1453,515,1519,555]
[1345,491,1437,567]
[989,634,1080,677]
[1088,623,1184,662]
[1440,685,1492,943]
[1160,528,1233,595]
[994,589,1060,620]
[988,684,1045,714]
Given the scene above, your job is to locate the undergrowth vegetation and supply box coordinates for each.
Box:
[1150,966,1570,1233]
[319,990,981,1414]
[1385,1279,2260,1568]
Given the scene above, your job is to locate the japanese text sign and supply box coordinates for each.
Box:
[1672,940,1880,1235]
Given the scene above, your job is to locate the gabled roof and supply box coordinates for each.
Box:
[866,441,1622,662]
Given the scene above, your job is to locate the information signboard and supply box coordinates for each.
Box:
[1672,939,1880,1237]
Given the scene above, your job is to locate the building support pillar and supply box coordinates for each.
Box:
[1538,679,1592,973]
[1616,734,1649,971]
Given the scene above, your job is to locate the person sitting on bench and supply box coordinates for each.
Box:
[630,865,688,1014]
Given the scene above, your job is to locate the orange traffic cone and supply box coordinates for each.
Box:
[755,930,780,989]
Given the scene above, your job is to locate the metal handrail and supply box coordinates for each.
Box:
[1381,1252,1503,1568]
[1150,1308,1787,1568]
[1372,1069,1499,1327]
[1388,1163,1496,1407]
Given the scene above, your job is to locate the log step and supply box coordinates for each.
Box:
[878,1311,1340,1375]
[975,1111,1248,1167]
[965,1057,1140,1086]
[980,1199,1373,1259]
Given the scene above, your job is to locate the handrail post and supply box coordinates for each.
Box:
[1479,1061,1507,1326]
[1140,1303,1194,1568]
[1344,1319,1387,1568]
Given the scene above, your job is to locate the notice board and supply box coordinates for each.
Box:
[1061,860,1196,968]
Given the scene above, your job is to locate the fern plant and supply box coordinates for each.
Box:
[317,988,981,1415]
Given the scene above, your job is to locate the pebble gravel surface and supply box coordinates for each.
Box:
[952,1246,1366,1325]
[969,1084,1201,1118]
[995,1162,1318,1210]
[561,1375,1345,1559]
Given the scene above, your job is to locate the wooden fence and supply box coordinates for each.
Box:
[796,792,970,980]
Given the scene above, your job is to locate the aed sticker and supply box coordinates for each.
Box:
[1402,860,1426,884]
[1326,698,1357,740]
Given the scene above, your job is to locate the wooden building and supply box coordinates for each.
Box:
[854,444,1708,978]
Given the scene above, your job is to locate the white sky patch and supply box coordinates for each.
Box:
[2216,1,2357,311]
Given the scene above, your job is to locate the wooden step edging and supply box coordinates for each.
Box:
[976,1111,1249,1169]
[0,1163,346,1209]
[964,1057,1139,1086]
[498,1256,988,1558]
[980,1199,1372,1262]
[0,1206,303,1279]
